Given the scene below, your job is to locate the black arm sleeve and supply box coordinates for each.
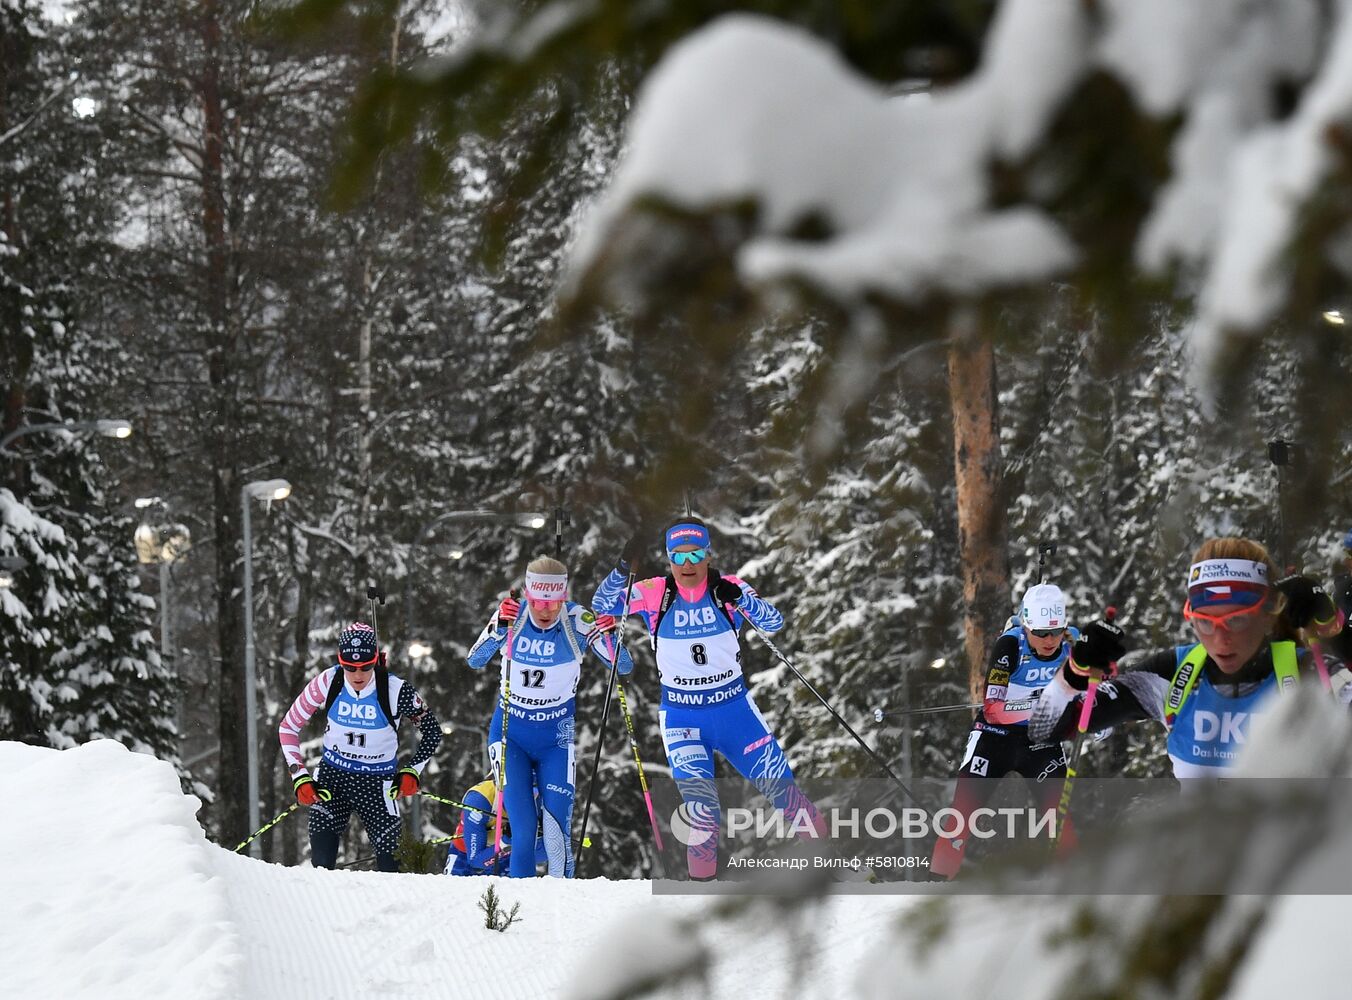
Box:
[398,683,442,769]
[1027,649,1177,743]
[982,634,1020,690]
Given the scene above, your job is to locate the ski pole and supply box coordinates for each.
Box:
[1056,607,1118,844]
[494,588,520,854]
[421,791,503,820]
[616,677,666,857]
[1310,638,1333,691]
[234,799,310,854]
[553,505,568,558]
[575,568,637,867]
[1037,541,1056,584]
[744,619,922,806]
[873,703,981,721]
[366,583,386,646]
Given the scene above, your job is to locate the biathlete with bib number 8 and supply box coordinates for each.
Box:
[278,622,442,871]
[467,556,631,878]
[591,517,826,881]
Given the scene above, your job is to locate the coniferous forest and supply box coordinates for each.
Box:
[5,0,1352,882]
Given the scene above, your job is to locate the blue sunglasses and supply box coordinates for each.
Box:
[668,547,710,566]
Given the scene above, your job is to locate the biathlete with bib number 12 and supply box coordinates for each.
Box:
[591,517,826,881]
[467,556,631,878]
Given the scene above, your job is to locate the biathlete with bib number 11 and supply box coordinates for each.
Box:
[277,622,442,871]
[591,517,826,881]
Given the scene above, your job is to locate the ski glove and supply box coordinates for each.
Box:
[389,767,420,800]
[617,531,647,575]
[497,596,521,628]
[1275,575,1337,630]
[293,775,331,806]
[1067,619,1126,687]
[586,614,618,643]
[713,578,744,606]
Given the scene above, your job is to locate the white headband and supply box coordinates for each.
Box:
[524,571,568,602]
[1186,558,1269,589]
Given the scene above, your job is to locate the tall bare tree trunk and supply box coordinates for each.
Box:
[200,0,247,847]
[353,16,400,601]
[0,40,30,495]
[948,314,1010,703]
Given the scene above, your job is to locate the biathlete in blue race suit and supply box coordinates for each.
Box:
[442,776,547,876]
[468,555,631,878]
[592,517,826,881]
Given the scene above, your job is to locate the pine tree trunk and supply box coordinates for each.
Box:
[948,325,1010,703]
[0,42,31,495]
[353,16,401,600]
[199,0,248,849]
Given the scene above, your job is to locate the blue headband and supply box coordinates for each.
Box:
[665,522,711,552]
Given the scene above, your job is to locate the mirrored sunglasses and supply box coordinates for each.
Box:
[1028,627,1065,640]
[668,547,710,566]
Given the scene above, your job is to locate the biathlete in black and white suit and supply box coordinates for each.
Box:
[930,583,1080,880]
[278,622,442,871]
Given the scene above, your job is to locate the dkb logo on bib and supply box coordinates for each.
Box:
[673,608,719,628]
[1193,710,1249,744]
[1025,664,1060,684]
[516,638,556,657]
[336,702,377,720]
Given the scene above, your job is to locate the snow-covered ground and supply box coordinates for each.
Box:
[1,739,913,999]
[10,706,1352,999]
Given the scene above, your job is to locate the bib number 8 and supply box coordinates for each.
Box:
[691,643,708,666]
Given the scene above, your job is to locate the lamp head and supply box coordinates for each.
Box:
[96,420,133,439]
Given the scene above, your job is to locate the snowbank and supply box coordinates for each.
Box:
[0,738,911,998]
[0,740,243,1000]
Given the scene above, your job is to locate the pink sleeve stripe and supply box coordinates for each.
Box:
[278,668,334,766]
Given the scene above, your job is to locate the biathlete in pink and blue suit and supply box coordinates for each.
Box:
[591,517,825,880]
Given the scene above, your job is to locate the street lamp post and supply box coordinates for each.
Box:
[0,418,132,453]
[134,498,192,666]
[241,478,292,858]
[135,498,193,749]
